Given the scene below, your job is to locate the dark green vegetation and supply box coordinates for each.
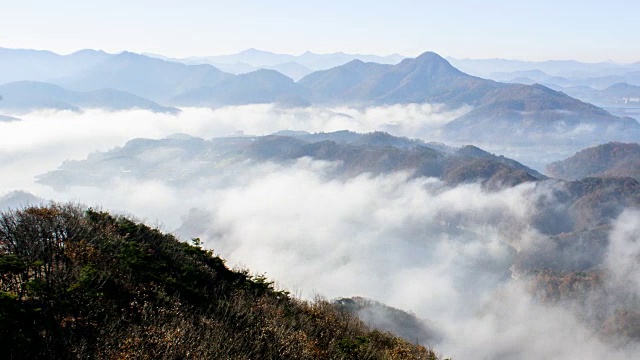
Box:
[547,142,640,181]
[0,204,440,359]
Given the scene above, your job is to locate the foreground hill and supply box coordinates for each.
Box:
[546,142,640,181]
[0,204,439,359]
[0,81,178,113]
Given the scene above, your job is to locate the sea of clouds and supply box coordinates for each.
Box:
[1,105,638,359]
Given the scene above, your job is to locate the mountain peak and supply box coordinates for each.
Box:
[413,51,458,69]
[391,51,463,79]
[344,58,366,66]
[244,68,292,80]
[239,48,273,56]
[70,49,108,56]
[116,51,144,59]
[415,51,447,61]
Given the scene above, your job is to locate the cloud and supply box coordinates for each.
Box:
[1,106,639,359]
[167,161,637,359]
[606,209,640,295]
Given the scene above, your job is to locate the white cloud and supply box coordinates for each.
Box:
[1,106,639,359]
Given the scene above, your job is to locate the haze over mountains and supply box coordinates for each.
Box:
[21,127,640,358]
[0,81,177,113]
[2,40,640,357]
[145,48,406,80]
[1,46,638,147]
[35,130,544,191]
[547,142,640,181]
[449,57,640,85]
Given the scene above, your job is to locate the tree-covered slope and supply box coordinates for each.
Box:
[546,142,640,181]
[0,204,439,360]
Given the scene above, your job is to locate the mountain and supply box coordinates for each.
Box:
[546,142,640,181]
[197,61,259,75]
[172,48,405,70]
[552,83,640,109]
[296,60,391,104]
[171,69,309,107]
[56,52,234,102]
[0,47,111,84]
[36,131,544,191]
[487,69,575,88]
[334,297,442,346]
[518,176,640,274]
[299,52,639,142]
[3,47,637,143]
[0,81,178,113]
[568,72,640,89]
[0,114,20,122]
[0,190,43,210]
[448,57,640,79]
[489,69,556,83]
[295,50,406,70]
[0,204,438,359]
[300,52,502,107]
[264,61,314,81]
[145,48,405,82]
[442,83,638,143]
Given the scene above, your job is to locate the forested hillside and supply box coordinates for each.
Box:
[0,204,439,360]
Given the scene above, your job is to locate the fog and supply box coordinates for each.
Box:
[0,105,463,192]
[1,106,639,359]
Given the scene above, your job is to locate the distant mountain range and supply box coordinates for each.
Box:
[298,53,639,143]
[0,81,178,113]
[0,47,110,84]
[547,142,640,181]
[448,57,640,80]
[172,69,308,107]
[55,52,234,103]
[548,83,640,109]
[145,48,406,80]
[0,47,638,143]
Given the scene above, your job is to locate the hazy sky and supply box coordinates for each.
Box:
[1,0,638,62]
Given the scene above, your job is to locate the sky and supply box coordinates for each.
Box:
[0,1,638,63]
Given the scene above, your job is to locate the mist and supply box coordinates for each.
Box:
[1,106,639,359]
